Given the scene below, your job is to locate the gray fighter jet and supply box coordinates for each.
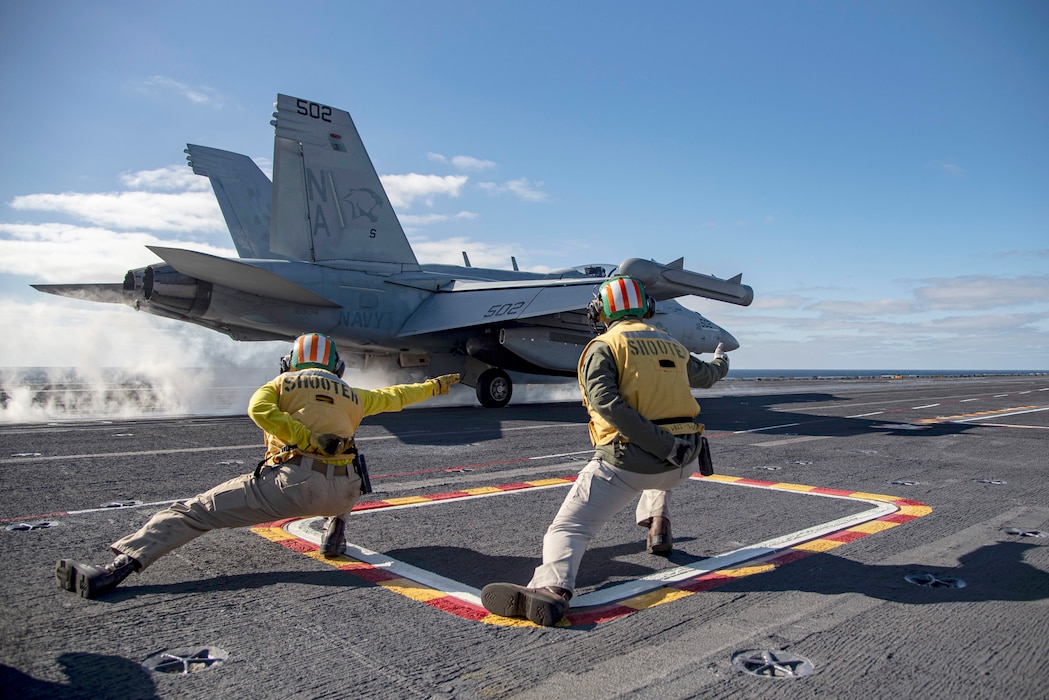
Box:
[33,94,753,407]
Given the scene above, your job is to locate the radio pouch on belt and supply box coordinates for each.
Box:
[355,453,373,495]
[698,437,714,476]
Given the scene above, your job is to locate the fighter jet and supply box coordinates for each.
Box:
[33,94,753,408]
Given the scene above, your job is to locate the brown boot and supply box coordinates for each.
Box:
[55,554,140,599]
[481,583,571,626]
[646,516,672,555]
[320,517,347,558]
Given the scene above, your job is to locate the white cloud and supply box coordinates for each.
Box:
[921,312,1045,332]
[399,211,479,227]
[682,273,1049,370]
[0,163,250,283]
[121,165,209,191]
[749,294,814,311]
[451,155,497,171]
[409,236,522,268]
[930,160,968,177]
[0,222,235,282]
[10,191,224,233]
[476,178,548,202]
[379,173,468,209]
[141,76,228,108]
[7,163,226,234]
[427,153,498,171]
[913,275,1049,311]
[807,298,918,317]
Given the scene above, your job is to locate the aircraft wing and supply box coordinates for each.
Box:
[31,283,127,304]
[396,278,603,337]
[147,246,340,308]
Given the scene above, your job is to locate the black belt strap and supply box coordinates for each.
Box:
[653,416,697,425]
[252,440,359,479]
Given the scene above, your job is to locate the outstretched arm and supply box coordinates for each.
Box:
[688,342,730,388]
[358,374,461,417]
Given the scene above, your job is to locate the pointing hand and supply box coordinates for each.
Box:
[431,374,461,396]
[713,342,728,361]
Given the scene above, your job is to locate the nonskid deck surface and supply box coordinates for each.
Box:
[1,375,1047,698]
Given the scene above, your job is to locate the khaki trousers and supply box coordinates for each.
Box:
[527,455,693,593]
[111,460,362,569]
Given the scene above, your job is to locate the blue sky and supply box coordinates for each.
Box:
[1,0,1046,372]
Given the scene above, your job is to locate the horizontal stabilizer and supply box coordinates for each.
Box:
[619,258,754,306]
[398,279,600,337]
[147,246,339,308]
[31,283,127,304]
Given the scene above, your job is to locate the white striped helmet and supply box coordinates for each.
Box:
[593,276,652,323]
[281,333,345,376]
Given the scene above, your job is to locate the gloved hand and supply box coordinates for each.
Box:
[713,342,728,361]
[430,374,461,396]
[666,437,696,467]
[310,432,350,457]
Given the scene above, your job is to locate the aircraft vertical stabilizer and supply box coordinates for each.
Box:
[185,145,278,260]
[270,94,419,266]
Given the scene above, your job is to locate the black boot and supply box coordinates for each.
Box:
[320,517,346,558]
[55,554,140,599]
[481,583,572,626]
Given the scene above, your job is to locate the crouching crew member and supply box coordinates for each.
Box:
[481,276,729,625]
[56,333,460,599]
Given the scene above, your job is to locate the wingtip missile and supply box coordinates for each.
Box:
[618,257,754,306]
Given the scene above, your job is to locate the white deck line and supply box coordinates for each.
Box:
[285,477,899,610]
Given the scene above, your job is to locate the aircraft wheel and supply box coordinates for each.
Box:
[477,368,512,408]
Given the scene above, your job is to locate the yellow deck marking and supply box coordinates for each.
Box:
[254,472,931,628]
[918,406,1037,423]
[793,539,846,553]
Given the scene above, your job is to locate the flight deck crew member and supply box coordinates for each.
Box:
[481,276,729,626]
[55,333,460,599]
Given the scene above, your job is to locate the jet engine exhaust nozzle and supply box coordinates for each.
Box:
[142,265,212,315]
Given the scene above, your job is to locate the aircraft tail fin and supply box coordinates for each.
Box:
[185,145,278,259]
[270,94,418,267]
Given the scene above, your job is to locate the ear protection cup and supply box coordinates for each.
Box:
[280,354,292,373]
[644,296,656,319]
[587,298,604,327]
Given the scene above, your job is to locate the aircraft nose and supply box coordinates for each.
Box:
[719,328,740,352]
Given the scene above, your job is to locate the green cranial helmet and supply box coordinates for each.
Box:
[280,333,345,376]
[592,276,652,323]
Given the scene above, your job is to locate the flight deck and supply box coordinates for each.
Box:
[1,374,1046,698]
